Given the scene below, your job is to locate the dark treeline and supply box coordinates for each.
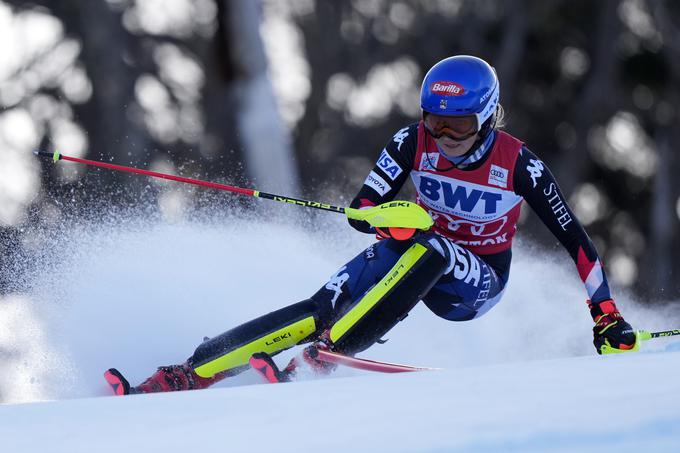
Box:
[1,0,679,302]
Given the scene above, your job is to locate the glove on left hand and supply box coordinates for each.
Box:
[589,299,636,354]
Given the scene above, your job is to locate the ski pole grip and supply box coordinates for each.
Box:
[34,150,62,162]
[637,330,652,341]
[637,329,680,342]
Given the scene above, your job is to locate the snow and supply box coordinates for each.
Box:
[3,351,680,451]
[1,205,680,451]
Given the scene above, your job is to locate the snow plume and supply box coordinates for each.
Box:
[0,200,677,403]
[0,294,73,402]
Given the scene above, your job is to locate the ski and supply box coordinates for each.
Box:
[106,350,438,395]
[308,347,439,373]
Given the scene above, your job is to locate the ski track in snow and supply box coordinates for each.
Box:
[1,205,679,451]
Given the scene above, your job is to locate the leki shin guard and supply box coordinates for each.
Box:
[190,299,321,378]
[329,239,447,355]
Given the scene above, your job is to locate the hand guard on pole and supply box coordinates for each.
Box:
[347,201,432,241]
[588,299,637,354]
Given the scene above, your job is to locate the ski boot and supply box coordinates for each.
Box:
[249,352,296,383]
[105,359,228,395]
[249,337,338,384]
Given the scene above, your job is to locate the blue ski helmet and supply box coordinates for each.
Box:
[420,55,500,139]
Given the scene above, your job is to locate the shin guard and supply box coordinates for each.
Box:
[330,239,447,355]
[191,299,321,378]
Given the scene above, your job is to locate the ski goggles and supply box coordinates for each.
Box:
[423,113,479,141]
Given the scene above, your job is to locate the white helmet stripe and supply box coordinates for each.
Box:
[475,81,499,128]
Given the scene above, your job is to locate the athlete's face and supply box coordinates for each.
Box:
[435,133,479,157]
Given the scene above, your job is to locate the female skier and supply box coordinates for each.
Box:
[106,55,637,395]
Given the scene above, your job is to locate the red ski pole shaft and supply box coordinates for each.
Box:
[35,150,346,214]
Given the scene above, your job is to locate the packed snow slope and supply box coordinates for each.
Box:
[1,204,679,451]
[4,349,680,452]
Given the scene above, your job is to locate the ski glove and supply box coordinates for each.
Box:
[589,299,636,354]
[375,226,417,241]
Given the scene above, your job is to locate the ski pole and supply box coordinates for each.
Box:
[35,150,345,213]
[34,150,434,230]
[601,329,680,354]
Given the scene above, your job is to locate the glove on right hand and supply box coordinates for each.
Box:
[374,226,417,241]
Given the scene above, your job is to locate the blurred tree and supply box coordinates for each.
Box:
[219,0,300,195]
[645,0,680,299]
[49,0,150,187]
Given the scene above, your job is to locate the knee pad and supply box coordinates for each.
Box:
[329,238,448,355]
[191,299,321,377]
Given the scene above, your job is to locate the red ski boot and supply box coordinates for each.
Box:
[105,360,228,395]
[249,341,337,384]
[249,352,295,383]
